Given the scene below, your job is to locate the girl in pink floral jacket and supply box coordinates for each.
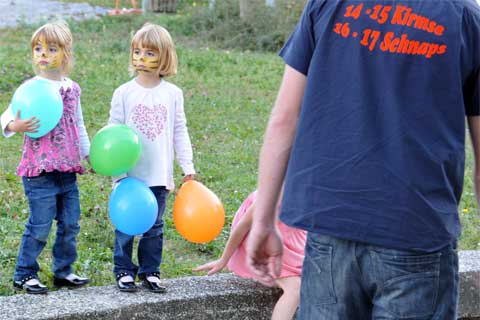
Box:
[0,21,90,294]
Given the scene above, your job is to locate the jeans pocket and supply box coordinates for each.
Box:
[25,175,48,183]
[24,174,51,189]
[23,175,50,197]
[372,249,441,318]
[301,237,337,305]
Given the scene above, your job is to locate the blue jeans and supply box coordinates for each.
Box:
[299,233,458,320]
[14,172,81,281]
[113,186,168,278]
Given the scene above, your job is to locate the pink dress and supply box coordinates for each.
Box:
[16,81,85,177]
[227,191,307,279]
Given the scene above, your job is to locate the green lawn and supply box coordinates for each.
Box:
[0,7,478,296]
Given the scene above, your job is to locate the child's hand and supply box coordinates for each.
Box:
[193,259,226,275]
[83,156,96,174]
[182,174,195,183]
[7,111,40,133]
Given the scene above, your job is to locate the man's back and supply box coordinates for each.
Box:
[279,0,480,252]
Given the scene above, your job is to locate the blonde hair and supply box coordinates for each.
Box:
[31,21,73,75]
[130,23,177,78]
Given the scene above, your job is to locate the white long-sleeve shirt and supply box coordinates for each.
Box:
[1,76,90,159]
[108,78,195,189]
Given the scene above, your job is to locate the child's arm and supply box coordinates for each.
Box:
[1,107,39,137]
[107,88,127,181]
[108,88,126,125]
[173,90,195,178]
[193,200,255,275]
[76,99,90,160]
[0,107,15,137]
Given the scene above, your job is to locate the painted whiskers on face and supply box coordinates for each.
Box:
[132,45,160,74]
[32,35,64,72]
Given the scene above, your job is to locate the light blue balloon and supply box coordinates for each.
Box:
[109,177,158,236]
[11,79,63,139]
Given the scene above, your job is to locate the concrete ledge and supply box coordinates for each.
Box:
[459,251,480,319]
[0,251,478,320]
[0,274,281,320]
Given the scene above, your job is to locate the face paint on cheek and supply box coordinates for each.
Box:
[48,49,64,69]
[132,47,160,73]
[32,40,47,69]
[142,56,160,71]
[132,53,142,70]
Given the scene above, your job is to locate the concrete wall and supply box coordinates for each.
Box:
[0,251,478,320]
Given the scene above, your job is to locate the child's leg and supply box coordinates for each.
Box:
[115,0,121,10]
[131,0,138,9]
[52,173,81,278]
[114,226,138,292]
[113,230,138,277]
[113,177,138,278]
[142,0,149,12]
[14,175,57,281]
[137,186,168,293]
[272,276,301,320]
[137,186,168,276]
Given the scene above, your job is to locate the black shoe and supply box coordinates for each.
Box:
[53,274,90,289]
[139,272,166,293]
[13,275,48,294]
[116,272,138,292]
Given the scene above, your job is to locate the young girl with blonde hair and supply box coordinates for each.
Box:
[0,21,90,294]
[108,23,195,293]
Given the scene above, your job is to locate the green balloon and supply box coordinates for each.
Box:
[90,124,142,176]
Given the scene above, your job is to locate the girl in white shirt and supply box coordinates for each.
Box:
[108,23,195,293]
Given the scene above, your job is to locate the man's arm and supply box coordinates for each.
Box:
[247,64,306,286]
[467,116,480,214]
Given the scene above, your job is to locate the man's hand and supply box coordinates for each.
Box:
[7,110,40,133]
[247,222,283,287]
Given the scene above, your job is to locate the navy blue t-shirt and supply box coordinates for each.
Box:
[279,0,480,252]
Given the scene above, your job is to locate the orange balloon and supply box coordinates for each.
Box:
[173,181,225,243]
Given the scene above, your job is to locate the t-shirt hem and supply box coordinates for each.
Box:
[280,217,457,253]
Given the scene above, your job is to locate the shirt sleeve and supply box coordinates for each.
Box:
[108,88,126,125]
[278,0,319,75]
[1,105,15,138]
[108,87,128,182]
[173,89,195,175]
[76,98,91,159]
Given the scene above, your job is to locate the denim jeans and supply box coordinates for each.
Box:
[113,186,168,278]
[14,172,81,281]
[298,233,458,320]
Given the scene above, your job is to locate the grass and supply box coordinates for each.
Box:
[0,3,479,296]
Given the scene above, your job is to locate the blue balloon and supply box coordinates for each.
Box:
[10,79,63,139]
[108,177,158,236]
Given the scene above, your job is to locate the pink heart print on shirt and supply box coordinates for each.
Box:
[132,104,168,141]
